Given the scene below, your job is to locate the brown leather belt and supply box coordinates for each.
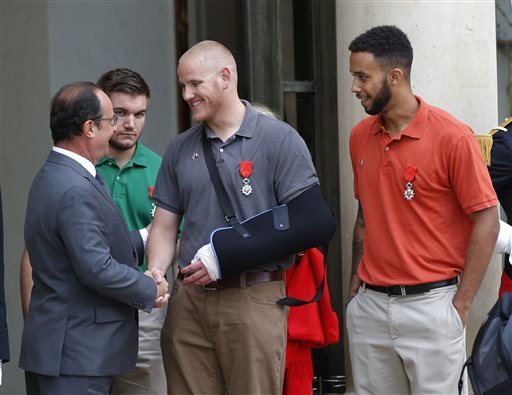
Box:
[178,270,284,290]
[363,277,458,296]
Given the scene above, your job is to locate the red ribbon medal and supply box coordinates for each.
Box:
[403,164,416,200]
[148,186,156,217]
[240,161,253,196]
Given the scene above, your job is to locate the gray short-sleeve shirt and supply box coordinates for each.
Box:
[152,100,319,271]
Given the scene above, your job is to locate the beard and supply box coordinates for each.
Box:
[108,135,138,152]
[365,78,391,115]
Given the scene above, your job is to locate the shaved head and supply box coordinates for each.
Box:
[177,40,245,128]
[179,40,238,83]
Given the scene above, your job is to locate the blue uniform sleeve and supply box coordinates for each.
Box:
[489,128,512,193]
[489,127,512,221]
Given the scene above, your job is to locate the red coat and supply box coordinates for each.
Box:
[283,248,339,395]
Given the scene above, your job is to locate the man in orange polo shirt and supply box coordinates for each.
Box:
[346,25,499,395]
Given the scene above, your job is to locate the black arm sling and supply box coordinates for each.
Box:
[201,130,335,306]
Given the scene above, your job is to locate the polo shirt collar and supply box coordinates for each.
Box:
[371,96,427,140]
[96,142,148,168]
[204,99,257,140]
[130,143,150,166]
[96,155,110,166]
[235,100,257,138]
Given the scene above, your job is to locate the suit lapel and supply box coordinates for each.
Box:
[47,150,138,267]
[47,151,120,215]
[87,173,113,203]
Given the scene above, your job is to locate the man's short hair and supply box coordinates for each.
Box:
[349,25,413,75]
[97,68,150,98]
[50,81,101,144]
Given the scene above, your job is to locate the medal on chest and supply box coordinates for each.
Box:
[240,161,253,196]
[148,186,156,217]
[403,164,417,201]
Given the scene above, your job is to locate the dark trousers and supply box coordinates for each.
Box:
[25,371,112,395]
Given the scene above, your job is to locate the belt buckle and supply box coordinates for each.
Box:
[400,285,406,296]
[203,282,220,291]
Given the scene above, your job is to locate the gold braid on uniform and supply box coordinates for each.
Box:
[477,117,512,166]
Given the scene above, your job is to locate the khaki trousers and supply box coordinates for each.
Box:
[161,278,287,395]
[110,307,167,395]
[346,285,467,395]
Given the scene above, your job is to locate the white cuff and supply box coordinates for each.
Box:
[139,227,149,249]
[192,244,220,281]
[495,220,512,255]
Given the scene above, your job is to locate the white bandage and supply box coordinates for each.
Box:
[192,244,220,281]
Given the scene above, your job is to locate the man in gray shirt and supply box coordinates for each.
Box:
[147,40,319,395]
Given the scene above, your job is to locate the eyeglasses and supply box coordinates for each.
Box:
[93,115,118,126]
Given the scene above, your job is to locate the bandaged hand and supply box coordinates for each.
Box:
[192,244,220,281]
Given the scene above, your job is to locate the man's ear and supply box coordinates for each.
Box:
[219,67,231,88]
[83,120,95,138]
[389,68,403,86]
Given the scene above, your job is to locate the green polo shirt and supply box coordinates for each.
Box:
[96,142,162,271]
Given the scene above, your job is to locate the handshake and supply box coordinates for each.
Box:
[145,268,170,308]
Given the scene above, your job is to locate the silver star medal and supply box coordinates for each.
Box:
[404,182,415,200]
[241,178,253,196]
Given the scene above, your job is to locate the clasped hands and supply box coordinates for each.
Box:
[145,268,170,308]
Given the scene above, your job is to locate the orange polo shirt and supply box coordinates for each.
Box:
[350,97,497,286]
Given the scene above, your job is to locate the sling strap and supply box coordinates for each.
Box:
[201,130,251,239]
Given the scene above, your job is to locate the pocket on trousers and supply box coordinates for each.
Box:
[345,290,360,333]
[247,281,286,306]
[448,298,465,331]
[435,286,464,333]
[345,292,358,310]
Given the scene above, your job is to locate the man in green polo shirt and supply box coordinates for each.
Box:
[95,68,166,394]
[97,143,159,271]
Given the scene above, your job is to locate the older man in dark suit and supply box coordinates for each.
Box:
[20,81,168,395]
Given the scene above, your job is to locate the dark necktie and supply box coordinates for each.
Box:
[95,173,110,195]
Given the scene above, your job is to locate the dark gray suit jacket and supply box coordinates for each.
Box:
[20,151,156,377]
